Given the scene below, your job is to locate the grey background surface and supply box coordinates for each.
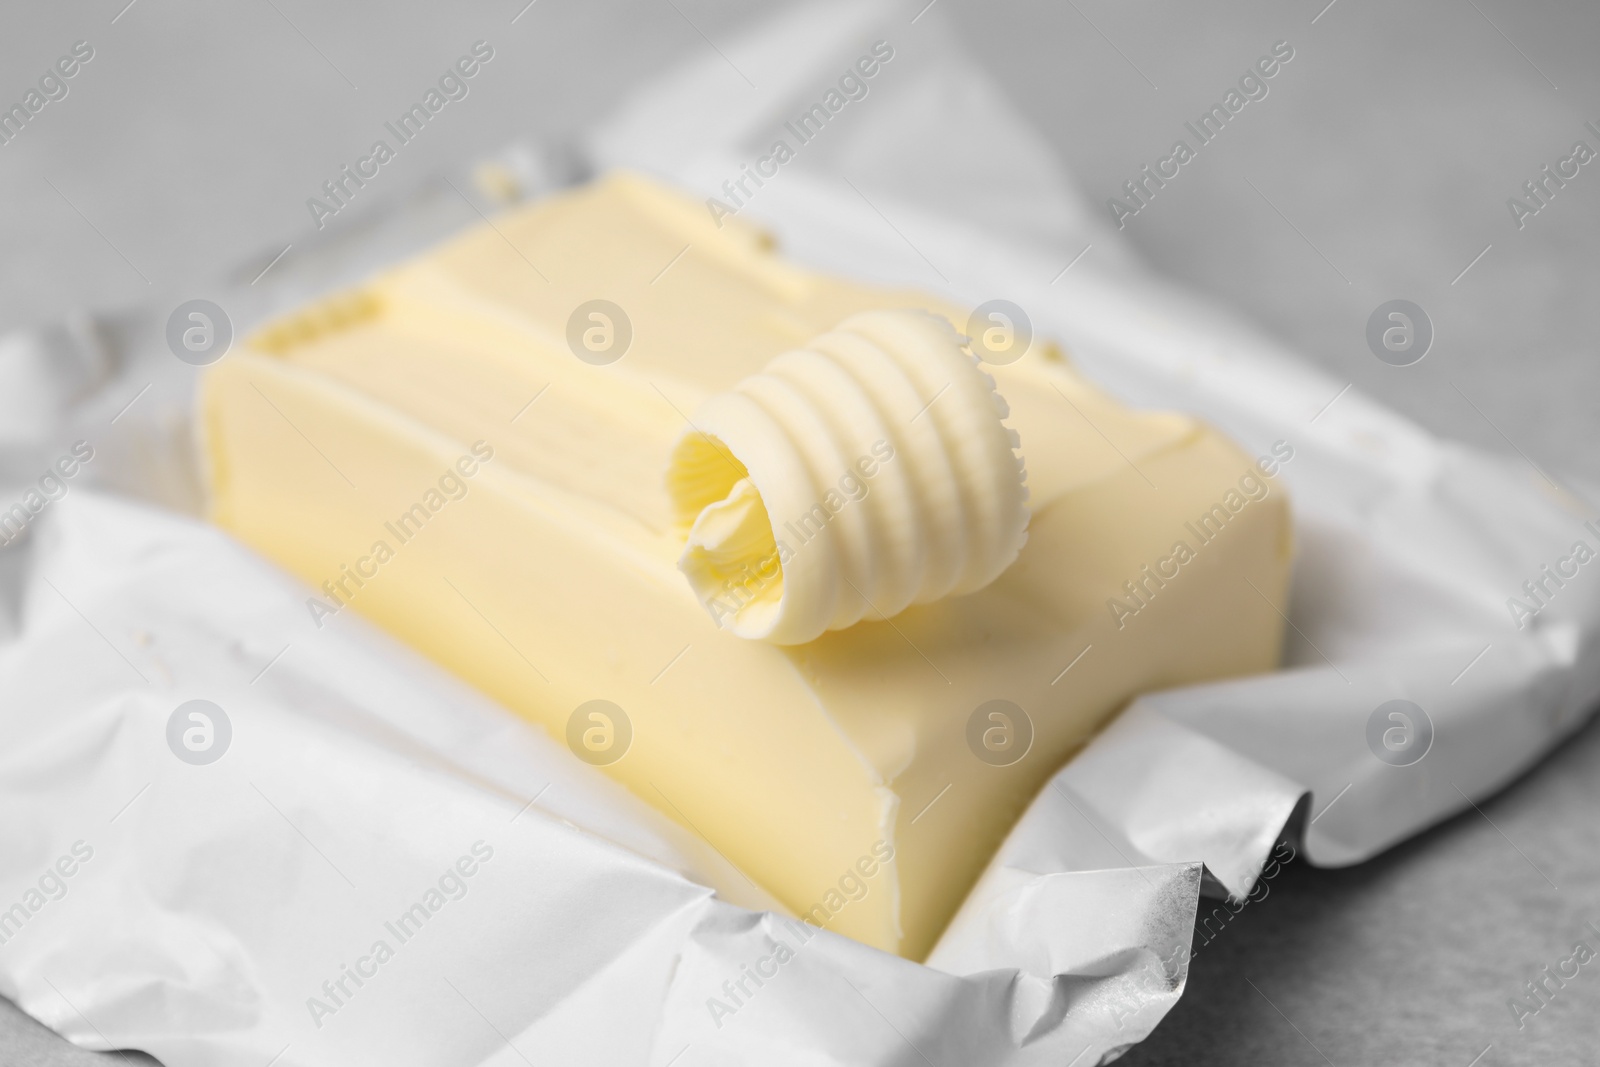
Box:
[1,0,1597,1064]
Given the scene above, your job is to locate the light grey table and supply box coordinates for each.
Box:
[2,1,1596,1063]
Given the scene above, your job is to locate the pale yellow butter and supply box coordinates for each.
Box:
[668,308,1031,644]
[202,172,1292,959]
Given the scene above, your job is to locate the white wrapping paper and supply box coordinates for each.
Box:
[587,0,1600,885]
[1,3,1596,1065]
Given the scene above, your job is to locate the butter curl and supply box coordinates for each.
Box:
[666,309,1030,645]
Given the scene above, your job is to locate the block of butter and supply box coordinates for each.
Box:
[202,172,1292,960]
